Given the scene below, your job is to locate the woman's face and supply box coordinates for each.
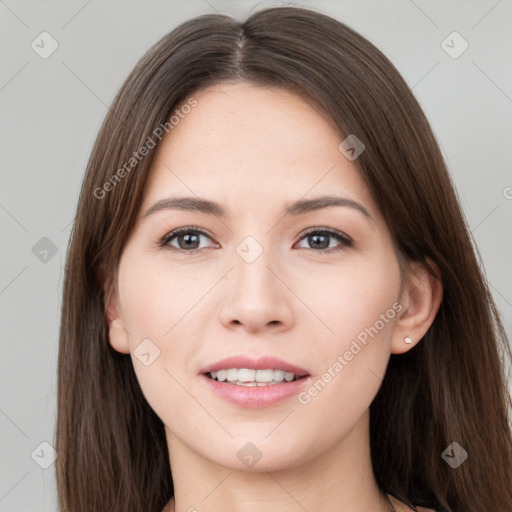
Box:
[107,82,408,471]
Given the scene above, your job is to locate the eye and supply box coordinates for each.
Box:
[158,226,352,254]
[295,228,352,252]
[158,227,216,252]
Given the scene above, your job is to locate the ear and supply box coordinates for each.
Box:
[99,264,130,354]
[391,257,443,354]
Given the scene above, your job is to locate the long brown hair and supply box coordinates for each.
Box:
[56,6,512,511]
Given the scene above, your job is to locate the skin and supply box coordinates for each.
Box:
[105,82,442,512]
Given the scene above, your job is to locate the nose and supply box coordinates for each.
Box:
[217,242,295,334]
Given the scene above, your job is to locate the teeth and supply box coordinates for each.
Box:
[216,369,228,382]
[209,368,299,384]
[273,369,285,381]
[226,368,239,382]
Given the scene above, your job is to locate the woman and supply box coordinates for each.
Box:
[56,6,512,512]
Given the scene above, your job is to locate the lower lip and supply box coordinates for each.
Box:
[200,374,311,409]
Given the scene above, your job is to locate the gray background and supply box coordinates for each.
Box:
[1,0,511,509]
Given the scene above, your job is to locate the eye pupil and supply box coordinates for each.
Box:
[179,233,200,250]
[310,233,329,249]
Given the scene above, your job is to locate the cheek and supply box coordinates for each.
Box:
[294,248,401,403]
[298,249,401,346]
[335,270,399,345]
[117,269,199,427]
[118,252,206,341]
[116,249,217,398]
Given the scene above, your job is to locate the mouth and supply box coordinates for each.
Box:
[199,354,310,380]
[200,368,312,408]
[204,368,309,386]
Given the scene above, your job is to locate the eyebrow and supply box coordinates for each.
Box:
[143,195,373,222]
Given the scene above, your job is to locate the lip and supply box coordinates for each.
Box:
[200,373,312,408]
[199,354,311,409]
[198,355,310,377]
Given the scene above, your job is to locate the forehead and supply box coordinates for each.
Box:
[140,82,379,223]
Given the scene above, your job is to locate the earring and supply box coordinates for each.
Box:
[404,336,412,344]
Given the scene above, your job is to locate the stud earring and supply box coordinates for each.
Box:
[404,337,412,344]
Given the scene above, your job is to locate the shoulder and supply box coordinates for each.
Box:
[416,507,437,512]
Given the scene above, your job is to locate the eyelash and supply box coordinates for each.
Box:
[157,226,353,254]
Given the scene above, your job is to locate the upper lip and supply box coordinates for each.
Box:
[199,355,310,377]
